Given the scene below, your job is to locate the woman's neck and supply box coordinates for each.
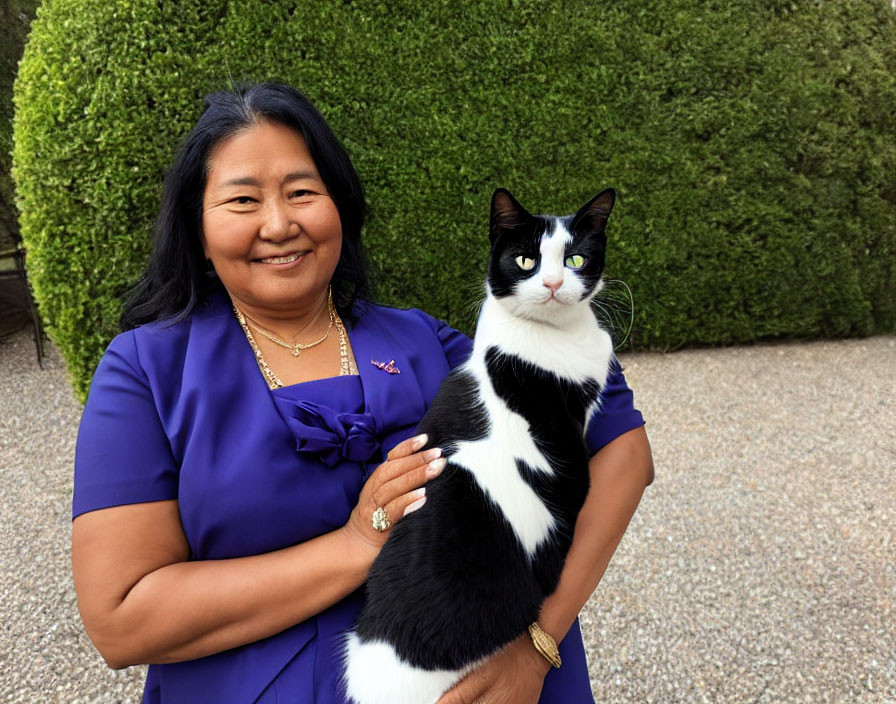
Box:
[228,289,331,342]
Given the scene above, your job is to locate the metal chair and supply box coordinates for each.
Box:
[0,247,44,367]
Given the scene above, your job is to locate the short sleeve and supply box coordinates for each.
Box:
[73,331,179,519]
[432,318,473,370]
[585,358,645,455]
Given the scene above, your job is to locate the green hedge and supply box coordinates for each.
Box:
[13,0,896,400]
[1,0,39,250]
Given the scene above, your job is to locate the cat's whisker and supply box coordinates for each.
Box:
[592,278,634,350]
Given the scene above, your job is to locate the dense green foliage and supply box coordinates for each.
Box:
[1,0,39,250]
[13,0,896,399]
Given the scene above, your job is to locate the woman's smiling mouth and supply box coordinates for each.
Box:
[256,251,306,265]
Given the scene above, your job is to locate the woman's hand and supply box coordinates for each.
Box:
[343,433,445,557]
[436,634,551,704]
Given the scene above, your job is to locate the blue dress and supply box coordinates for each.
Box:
[74,290,644,704]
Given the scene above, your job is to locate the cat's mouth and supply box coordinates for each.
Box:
[541,291,566,304]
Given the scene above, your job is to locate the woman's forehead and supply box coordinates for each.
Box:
[206,121,321,186]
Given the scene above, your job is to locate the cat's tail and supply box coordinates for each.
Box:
[342,631,467,704]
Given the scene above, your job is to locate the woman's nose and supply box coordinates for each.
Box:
[258,199,299,241]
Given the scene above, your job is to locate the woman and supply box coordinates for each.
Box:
[73,83,654,704]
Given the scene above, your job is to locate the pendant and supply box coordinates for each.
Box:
[292,349,301,357]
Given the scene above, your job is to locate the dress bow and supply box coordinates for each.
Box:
[288,401,380,467]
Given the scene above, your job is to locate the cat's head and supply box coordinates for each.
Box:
[486,188,615,323]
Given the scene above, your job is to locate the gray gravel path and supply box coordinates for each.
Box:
[1,328,894,703]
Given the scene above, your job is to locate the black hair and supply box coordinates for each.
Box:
[120,82,370,330]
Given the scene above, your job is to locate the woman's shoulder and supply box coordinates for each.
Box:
[356,300,472,369]
[357,300,442,328]
[107,291,231,367]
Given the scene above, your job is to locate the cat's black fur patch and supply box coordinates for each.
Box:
[356,465,539,669]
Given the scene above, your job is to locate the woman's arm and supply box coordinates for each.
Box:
[73,501,367,669]
[73,435,442,669]
[537,424,654,648]
[437,425,654,703]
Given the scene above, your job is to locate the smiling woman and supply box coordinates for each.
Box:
[70,82,652,704]
[202,122,342,314]
[119,84,369,334]
[201,121,349,384]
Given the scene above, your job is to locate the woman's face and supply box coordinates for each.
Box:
[201,120,343,317]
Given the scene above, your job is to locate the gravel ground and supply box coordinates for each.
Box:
[0,327,893,703]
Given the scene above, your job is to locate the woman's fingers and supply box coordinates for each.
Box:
[378,445,441,484]
[385,432,429,462]
[382,486,427,526]
[350,434,447,546]
[373,450,444,506]
[370,453,446,528]
[436,669,488,704]
[366,437,448,532]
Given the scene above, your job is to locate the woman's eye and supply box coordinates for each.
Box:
[290,189,312,198]
[565,254,586,269]
[515,256,536,271]
[231,196,255,205]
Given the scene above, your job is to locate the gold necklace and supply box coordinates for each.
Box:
[233,291,355,389]
[241,296,334,357]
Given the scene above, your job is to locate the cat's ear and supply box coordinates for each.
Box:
[490,188,531,244]
[571,188,616,236]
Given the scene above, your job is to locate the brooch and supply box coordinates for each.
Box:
[371,359,401,375]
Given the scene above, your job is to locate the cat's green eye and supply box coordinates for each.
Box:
[515,256,536,271]
[565,254,586,269]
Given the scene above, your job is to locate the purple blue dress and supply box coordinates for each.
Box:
[74,290,644,704]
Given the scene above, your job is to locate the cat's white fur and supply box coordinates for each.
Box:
[343,633,473,704]
[344,219,614,704]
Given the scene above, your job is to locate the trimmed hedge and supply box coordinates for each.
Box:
[1,0,39,249]
[13,0,896,400]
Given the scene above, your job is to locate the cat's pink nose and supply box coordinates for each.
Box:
[542,277,562,293]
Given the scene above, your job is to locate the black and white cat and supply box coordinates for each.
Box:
[344,187,617,704]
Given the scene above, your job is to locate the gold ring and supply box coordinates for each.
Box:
[371,506,391,532]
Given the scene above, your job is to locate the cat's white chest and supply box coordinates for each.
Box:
[476,294,613,384]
